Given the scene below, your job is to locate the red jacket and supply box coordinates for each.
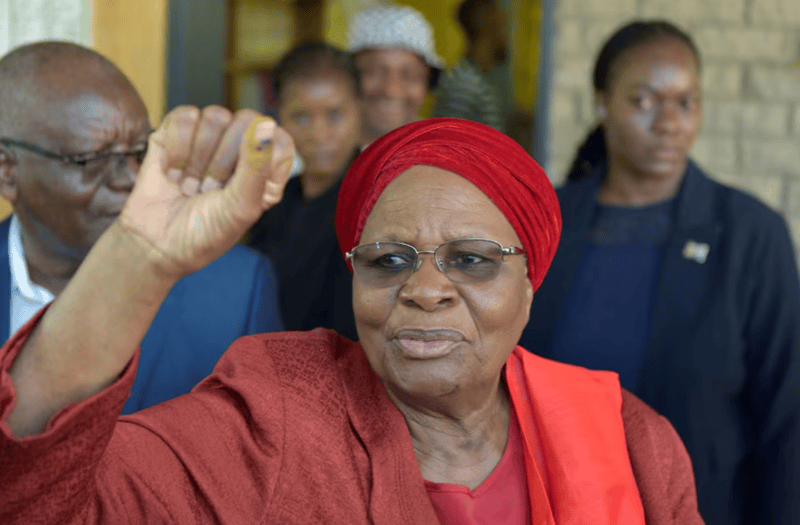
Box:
[0,324,703,524]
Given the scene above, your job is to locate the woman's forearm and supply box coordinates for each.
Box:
[7,221,181,436]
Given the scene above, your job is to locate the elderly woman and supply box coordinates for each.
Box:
[1,113,702,524]
[520,21,800,525]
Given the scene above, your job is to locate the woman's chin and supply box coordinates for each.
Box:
[383,359,466,400]
[305,164,345,179]
[387,376,460,403]
[641,157,688,181]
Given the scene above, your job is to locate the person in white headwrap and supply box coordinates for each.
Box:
[348,4,444,146]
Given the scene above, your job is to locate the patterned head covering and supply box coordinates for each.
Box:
[335,118,562,291]
[347,4,444,71]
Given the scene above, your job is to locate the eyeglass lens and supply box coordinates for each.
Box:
[350,239,505,286]
[74,147,147,171]
[0,138,147,172]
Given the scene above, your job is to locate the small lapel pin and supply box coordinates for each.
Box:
[682,240,710,264]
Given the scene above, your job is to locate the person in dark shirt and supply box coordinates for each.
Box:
[520,20,800,525]
[247,42,361,339]
[433,0,507,131]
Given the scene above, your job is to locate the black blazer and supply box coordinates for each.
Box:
[520,161,800,525]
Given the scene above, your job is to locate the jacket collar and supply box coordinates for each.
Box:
[336,338,441,524]
[565,159,716,230]
[524,159,723,361]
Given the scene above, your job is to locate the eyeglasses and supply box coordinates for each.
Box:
[0,137,148,171]
[345,238,525,287]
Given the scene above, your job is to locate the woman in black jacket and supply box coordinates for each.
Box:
[520,20,800,525]
[247,42,361,340]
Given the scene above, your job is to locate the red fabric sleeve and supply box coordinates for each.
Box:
[0,317,286,524]
[621,389,706,525]
[0,308,138,523]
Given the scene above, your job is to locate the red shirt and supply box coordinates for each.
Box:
[425,410,530,525]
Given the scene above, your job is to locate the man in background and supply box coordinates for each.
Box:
[434,0,507,131]
[348,4,444,146]
[0,41,284,413]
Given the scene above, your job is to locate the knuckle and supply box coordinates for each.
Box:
[232,110,262,131]
[233,108,261,121]
[201,106,234,128]
[171,106,202,126]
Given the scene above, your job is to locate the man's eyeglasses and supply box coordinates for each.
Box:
[0,137,148,170]
[345,238,525,287]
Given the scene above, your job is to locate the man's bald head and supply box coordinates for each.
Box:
[0,41,146,136]
[0,41,151,262]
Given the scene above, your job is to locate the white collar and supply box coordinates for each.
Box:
[8,214,55,303]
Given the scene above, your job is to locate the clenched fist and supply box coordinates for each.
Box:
[118,106,295,279]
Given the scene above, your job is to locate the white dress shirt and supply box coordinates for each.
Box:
[8,214,54,336]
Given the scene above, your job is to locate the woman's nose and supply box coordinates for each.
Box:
[311,117,333,143]
[379,70,406,99]
[398,254,457,311]
[652,101,682,135]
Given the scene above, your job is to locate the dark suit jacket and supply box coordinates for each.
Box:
[520,161,800,525]
[0,218,284,414]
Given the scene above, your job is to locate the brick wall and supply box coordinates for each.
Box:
[549,0,800,260]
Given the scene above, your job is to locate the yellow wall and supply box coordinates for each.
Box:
[513,0,542,110]
[401,0,464,68]
[92,0,169,124]
[0,200,11,222]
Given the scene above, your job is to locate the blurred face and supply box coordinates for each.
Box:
[355,49,430,140]
[353,166,533,405]
[1,80,150,258]
[598,37,702,182]
[278,71,360,178]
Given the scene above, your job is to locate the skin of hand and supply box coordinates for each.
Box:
[119,106,295,279]
[7,106,295,436]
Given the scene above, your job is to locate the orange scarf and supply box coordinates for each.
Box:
[505,347,646,524]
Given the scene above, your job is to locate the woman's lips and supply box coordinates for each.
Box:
[651,146,683,160]
[396,339,457,359]
[309,150,337,163]
[393,329,463,359]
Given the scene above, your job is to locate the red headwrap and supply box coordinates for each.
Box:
[335,118,562,291]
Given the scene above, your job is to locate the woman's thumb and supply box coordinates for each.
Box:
[227,118,295,216]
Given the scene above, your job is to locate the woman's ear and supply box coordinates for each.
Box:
[522,267,534,322]
[0,147,19,203]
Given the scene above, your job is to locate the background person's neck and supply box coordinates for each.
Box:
[20,229,83,297]
[598,159,686,207]
[301,172,341,200]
